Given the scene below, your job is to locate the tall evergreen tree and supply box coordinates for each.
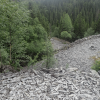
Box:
[74,13,86,39]
[95,17,100,33]
[60,13,73,33]
[0,0,30,68]
[84,27,95,37]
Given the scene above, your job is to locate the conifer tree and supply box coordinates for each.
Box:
[60,13,73,33]
[42,23,55,69]
[95,17,100,33]
[74,13,86,39]
[0,0,29,68]
[84,27,95,37]
[45,36,55,69]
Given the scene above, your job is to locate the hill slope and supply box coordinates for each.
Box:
[55,34,100,72]
[0,35,100,100]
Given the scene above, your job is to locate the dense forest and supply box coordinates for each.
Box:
[28,0,100,40]
[0,0,100,71]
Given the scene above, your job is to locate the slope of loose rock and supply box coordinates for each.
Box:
[0,67,100,100]
[55,34,100,72]
[0,35,100,100]
[50,37,70,51]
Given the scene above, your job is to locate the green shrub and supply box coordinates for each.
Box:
[91,60,100,71]
[61,31,72,40]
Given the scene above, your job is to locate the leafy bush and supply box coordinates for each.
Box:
[61,31,72,40]
[91,60,100,71]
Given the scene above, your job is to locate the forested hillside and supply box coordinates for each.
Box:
[26,0,100,40]
[0,0,54,72]
[0,0,100,71]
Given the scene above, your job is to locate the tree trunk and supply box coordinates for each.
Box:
[10,44,11,61]
[0,52,1,68]
[10,32,11,62]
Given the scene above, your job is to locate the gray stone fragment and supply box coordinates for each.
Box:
[67,67,78,72]
[90,69,100,78]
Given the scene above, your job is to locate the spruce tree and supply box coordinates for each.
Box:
[0,0,29,69]
[95,17,100,33]
[84,27,95,37]
[74,13,86,39]
[60,13,73,33]
[45,36,55,69]
[42,24,55,69]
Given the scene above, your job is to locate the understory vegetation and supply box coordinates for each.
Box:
[0,0,54,72]
[92,60,100,71]
[91,56,100,71]
[0,0,100,72]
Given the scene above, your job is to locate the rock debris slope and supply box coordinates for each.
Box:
[0,67,100,100]
[0,35,100,100]
[55,34,100,72]
[50,37,70,51]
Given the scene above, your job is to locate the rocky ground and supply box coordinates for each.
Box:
[50,37,70,51]
[0,35,100,100]
[55,35,100,72]
[0,67,100,100]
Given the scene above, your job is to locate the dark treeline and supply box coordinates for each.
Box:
[0,0,100,71]
[26,0,100,40]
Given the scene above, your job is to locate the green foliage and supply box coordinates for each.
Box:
[20,0,100,41]
[0,0,47,71]
[34,24,47,40]
[28,53,39,67]
[60,13,73,33]
[92,60,100,71]
[33,17,40,25]
[1,0,30,68]
[23,0,100,41]
[26,23,47,60]
[94,17,100,33]
[70,32,76,40]
[11,40,29,67]
[53,27,60,37]
[1,0,100,72]
[61,31,72,40]
[42,37,55,69]
[74,13,87,39]
[39,14,49,31]
[84,27,95,37]
[0,48,9,66]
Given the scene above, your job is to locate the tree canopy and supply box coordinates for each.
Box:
[1,0,100,72]
[60,13,73,33]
